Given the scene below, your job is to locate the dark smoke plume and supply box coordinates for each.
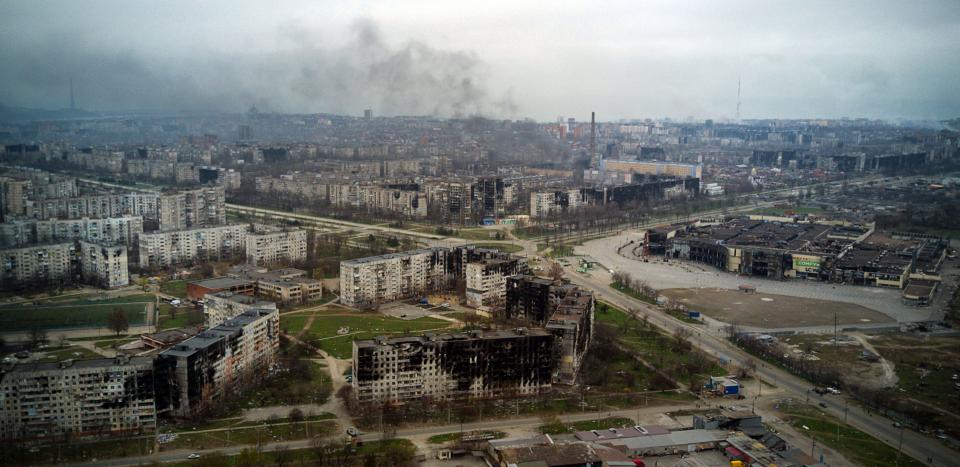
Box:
[0,19,518,118]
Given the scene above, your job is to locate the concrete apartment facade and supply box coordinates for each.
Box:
[339,247,451,307]
[529,189,585,218]
[158,186,226,232]
[203,291,278,327]
[78,240,129,289]
[352,329,556,403]
[244,224,307,266]
[137,224,245,268]
[156,308,280,418]
[0,241,75,288]
[0,356,156,441]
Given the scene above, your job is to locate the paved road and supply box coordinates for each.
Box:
[58,404,696,466]
[579,233,931,324]
[565,267,956,467]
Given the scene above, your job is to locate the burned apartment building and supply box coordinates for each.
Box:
[352,276,595,403]
[340,245,525,309]
[530,189,586,218]
[0,356,156,441]
[351,328,556,403]
[506,275,594,385]
[155,308,280,418]
[464,257,526,311]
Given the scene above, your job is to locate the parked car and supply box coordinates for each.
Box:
[187,453,200,460]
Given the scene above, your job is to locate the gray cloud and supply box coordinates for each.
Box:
[0,18,516,118]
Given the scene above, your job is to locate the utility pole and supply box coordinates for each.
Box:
[896,427,904,466]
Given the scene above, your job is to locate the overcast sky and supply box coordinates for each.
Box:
[1,0,958,121]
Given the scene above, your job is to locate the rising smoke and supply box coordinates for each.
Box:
[0,19,517,118]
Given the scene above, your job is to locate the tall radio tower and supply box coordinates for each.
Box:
[69,78,76,111]
[735,76,741,121]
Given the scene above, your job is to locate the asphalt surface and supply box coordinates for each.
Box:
[566,267,956,467]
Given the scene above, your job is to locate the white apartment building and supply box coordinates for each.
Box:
[138,224,245,268]
[0,216,143,248]
[464,259,524,311]
[244,224,307,266]
[530,189,585,218]
[0,356,156,441]
[339,248,451,307]
[158,186,226,232]
[0,242,75,288]
[79,240,129,289]
[203,291,278,327]
[34,192,160,221]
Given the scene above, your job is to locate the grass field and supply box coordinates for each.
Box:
[0,295,152,332]
[777,402,923,467]
[469,242,524,253]
[539,416,635,435]
[595,301,726,388]
[36,345,102,362]
[283,308,453,358]
[160,280,189,298]
[157,307,204,330]
[457,228,506,240]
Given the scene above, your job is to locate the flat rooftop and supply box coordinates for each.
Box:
[190,276,254,290]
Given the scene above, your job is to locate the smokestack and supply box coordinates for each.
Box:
[590,111,599,170]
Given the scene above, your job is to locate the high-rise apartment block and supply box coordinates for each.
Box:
[203,291,278,328]
[0,356,156,441]
[352,328,556,403]
[340,248,452,308]
[0,216,143,248]
[156,308,280,418]
[0,242,76,288]
[137,224,245,268]
[243,224,307,266]
[78,240,129,289]
[158,186,226,232]
[530,189,586,218]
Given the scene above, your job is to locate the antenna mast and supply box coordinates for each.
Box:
[736,76,741,121]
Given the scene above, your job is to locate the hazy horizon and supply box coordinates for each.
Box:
[2,0,958,121]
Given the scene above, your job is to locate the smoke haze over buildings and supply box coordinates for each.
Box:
[0,0,958,120]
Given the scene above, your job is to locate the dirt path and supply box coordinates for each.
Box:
[849,333,898,388]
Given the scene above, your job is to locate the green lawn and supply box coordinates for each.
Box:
[0,301,149,332]
[215,358,333,417]
[160,280,189,298]
[37,345,103,362]
[470,242,524,253]
[94,338,137,349]
[284,311,453,359]
[778,403,923,467]
[457,228,506,240]
[157,307,204,330]
[545,244,574,258]
[539,416,635,435]
[595,301,725,387]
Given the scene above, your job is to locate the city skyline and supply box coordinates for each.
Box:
[1,0,958,121]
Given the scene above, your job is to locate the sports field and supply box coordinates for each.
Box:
[0,294,153,332]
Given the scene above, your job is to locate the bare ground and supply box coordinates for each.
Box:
[660,287,894,329]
